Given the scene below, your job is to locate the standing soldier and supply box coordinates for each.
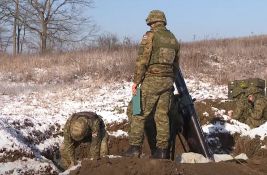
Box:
[59,111,108,170]
[125,10,180,159]
[245,87,267,128]
[228,87,252,123]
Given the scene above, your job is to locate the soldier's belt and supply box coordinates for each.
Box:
[147,68,173,77]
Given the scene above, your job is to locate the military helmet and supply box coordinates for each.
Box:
[70,117,88,141]
[232,87,245,98]
[246,86,261,96]
[146,10,167,26]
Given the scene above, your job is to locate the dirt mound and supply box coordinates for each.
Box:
[42,99,267,175]
[247,157,267,174]
[70,157,176,175]
[234,136,267,158]
[195,99,235,125]
[69,157,267,175]
[178,161,265,175]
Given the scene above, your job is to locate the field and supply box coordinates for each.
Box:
[0,35,266,175]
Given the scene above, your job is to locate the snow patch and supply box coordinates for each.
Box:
[109,130,128,137]
[0,158,58,175]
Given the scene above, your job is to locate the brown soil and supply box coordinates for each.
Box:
[0,149,34,163]
[5,99,264,175]
[5,167,58,175]
[106,120,129,132]
[195,99,235,125]
[67,132,267,175]
[69,157,266,175]
[234,136,267,158]
[67,99,267,175]
[247,157,267,174]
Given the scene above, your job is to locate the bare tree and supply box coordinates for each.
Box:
[96,33,120,51]
[0,0,9,21]
[0,0,11,53]
[17,0,96,53]
[1,0,23,55]
[1,0,96,54]
[12,0,19,55]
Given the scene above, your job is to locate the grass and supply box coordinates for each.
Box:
[0,35,266,86]
[180,35,267,84]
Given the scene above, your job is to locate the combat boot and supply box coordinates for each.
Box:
[151,148,168,159]
[124,145,141,158]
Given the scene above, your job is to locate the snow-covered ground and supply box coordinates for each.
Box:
[0,78,266,174]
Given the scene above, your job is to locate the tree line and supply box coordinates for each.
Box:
[0,0,96,55]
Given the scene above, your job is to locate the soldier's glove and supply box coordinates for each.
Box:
[68,160,77,169]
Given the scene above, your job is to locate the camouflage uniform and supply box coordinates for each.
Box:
[129,10,180,150]
[59,112,108,169]
[231,88,252,123]
[245,88,267,128]
[127,100,157,154]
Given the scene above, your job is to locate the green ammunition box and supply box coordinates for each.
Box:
[228,78,266,99]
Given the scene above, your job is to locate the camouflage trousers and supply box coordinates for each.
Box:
[127,100,157,154]
[232,99,252,123]
[59,131,109,170]
[129,76,173,149]
[245,117,265,128]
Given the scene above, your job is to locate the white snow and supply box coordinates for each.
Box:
[59,161,81,175]
[108,130,129,138]
[203,112,209,117]
[202,107,267,140]
[241,122,267,140]
[0,157,58,175]
[107,155,122,158]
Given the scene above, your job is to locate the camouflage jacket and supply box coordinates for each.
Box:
[63,112,105,162]
[133,24,180,85]
[232,97,252,123]
[246,95,267,127]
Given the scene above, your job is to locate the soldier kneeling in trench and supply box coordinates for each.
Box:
[59,111,108,170]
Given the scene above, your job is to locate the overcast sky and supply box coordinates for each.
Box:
[90,0,267,42]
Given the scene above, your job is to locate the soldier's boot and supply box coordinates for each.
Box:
[150,147,157,156]
[151,148,168,159]
[124,145,141,158]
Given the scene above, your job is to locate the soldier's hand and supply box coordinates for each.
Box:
[132,83,137,96]
[68,160,76,169]
[227,110,233,118]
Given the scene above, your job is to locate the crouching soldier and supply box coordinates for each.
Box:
[228,87,252,123]
[245,87,267,128]
[59,111,108,170]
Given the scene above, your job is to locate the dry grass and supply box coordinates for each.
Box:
[180,35,267,84]
[0,35,266,85]
[0,48,136,84]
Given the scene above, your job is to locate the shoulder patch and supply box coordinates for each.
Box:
[140,31,154,45]
[142,34,148,40]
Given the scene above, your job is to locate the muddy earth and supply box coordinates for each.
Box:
[69,157,267,175]
[65,99,267,175]
[4,99,266,175]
